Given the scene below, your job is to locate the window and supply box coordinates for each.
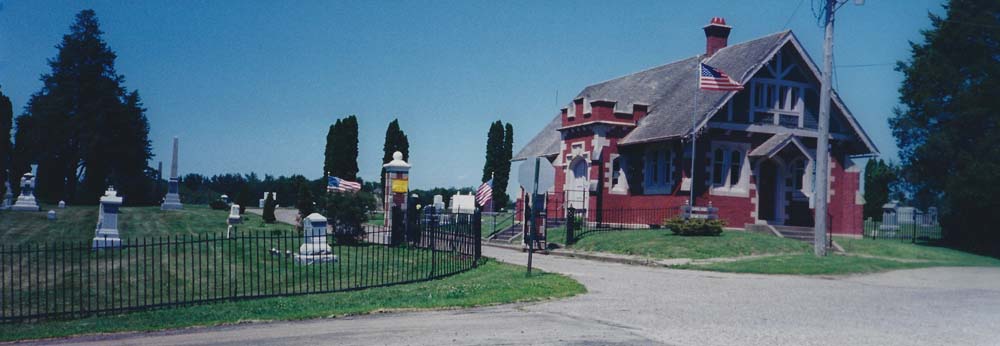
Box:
[750,79,807,127]
[729,150,742,186]
[709,141,750,196]
[712,149,725,186]
[792,159,806,190]
[610,155,628,193]
[644,147,673,194]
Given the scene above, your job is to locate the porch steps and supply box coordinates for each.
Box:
[489,225,522,242]
[772,225,816,242]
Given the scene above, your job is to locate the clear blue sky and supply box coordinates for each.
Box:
[1,0,944,198]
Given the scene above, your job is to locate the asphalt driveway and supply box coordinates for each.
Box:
[35,210,1000,346]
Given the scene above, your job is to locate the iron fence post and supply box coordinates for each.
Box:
[473,209,482,267]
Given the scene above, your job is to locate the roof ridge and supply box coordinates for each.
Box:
[581,30,792,95]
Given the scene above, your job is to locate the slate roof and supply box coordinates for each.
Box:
[513,31,790,161]
[513,29,879,161]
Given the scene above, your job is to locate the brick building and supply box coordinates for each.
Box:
[513,18,877,236]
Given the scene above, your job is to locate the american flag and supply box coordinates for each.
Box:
[327,176,361,193]
[475,179,493,207]
[699,63,744,91]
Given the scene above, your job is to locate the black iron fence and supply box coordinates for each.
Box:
[0,214,481,323]
[863,215,943,242]
[562,207,681,245]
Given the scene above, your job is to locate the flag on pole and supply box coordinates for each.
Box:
[327,175,361,193]
[699,63,744,91]
[475,179,493,207]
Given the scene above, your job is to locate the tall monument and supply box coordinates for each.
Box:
[161,137,184,210]
[11,172,40,211]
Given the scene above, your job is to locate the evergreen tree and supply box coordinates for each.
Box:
[295,182,315,219]
[863,159,897,220]
[0,87,12,195]
[15,10,153,204]
[236,182,252,215]
[324,115,360,180]
[495,122,514,209]
[890,0,1000,254]
[481,121,503,182]
[323,119,342,177]
[262,193,277,223]
[380,119,409,187]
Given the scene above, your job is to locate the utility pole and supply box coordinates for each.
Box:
[815,0,857,256]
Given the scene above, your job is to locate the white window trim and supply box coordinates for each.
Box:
[709,141,750,197]
[643,146,673,195]
[788,157,815,201]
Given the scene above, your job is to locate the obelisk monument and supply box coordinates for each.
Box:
[161,136,184,210]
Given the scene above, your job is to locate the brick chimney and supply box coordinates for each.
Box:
[703,17,732,57]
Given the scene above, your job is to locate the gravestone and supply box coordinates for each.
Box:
[47,210,56,220]
[227,204,241,238]
[433,194,445,210]
[259,192,268,208]
[449,193,475,214]
[92,187,124,249]
[12,173,40,211]
[221,194,230,204]
[294,213,336,264]
[58,200,66,209]
[1,181,12,210]
[161,137,184,210]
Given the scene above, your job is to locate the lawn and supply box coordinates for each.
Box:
[544,226,810,260]
[481,212,515,238]
[0,259,585,341]
[0,205,586,339]
[680,238,1000,275]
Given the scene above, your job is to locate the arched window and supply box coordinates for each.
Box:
[713,148,726,185]
[729,150,742,186]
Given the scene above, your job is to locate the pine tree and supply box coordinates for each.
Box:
[890,0,1000,254]
[324,119,342,177]
[0,87,12,195]
[16,10,153,204]
[482,121,503,182]
[295,183,315,219]
[494,122,514,209]
[380,119,409,187]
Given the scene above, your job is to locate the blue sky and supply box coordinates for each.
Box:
[1,0,943,198]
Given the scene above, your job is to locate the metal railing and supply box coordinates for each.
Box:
[0,219,481,323]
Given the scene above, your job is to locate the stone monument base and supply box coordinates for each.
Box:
[92,234,122,249]
[11,197,40,212]
[294,253,337,265]
[161,193,183,210]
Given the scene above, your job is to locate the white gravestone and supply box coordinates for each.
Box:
[58,200,66,209]
[259,192,268,208]
[1,181,12,210]
[161,137,184,210]
[47,210,56,220]
[12,173,40,211]
[220,194,230,204]
[294,213,336,264]
[433,194,445,210]
[227,204,241,238]
[449,193,476,214]
[93,187,123,249]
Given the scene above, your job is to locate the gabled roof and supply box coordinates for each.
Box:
[749,133,814,161]
[513,29,878,161]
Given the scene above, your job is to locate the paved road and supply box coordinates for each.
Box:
[35,211,1000,345]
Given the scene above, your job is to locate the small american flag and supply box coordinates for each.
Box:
[699,63,744,91]
[327,176,361,193]
[475,179,493,207]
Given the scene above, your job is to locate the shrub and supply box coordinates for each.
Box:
[325,190,376,244]
[663,217,725,236]
[262,193,277,223]
[209,199,228,210]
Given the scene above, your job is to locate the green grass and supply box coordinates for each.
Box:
[366,212,385,226]
[679,238,1000,275]
[482,212,515,238]
[544,227,810,259]
[1,204,292,245]
[0,260,585,342]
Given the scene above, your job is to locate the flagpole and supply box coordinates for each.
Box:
[689,60,701,207]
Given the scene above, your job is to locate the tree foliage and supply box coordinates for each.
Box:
[380,119,409,187]
[295,182,315,219]
[480,120,514,210]
[863,159,898,220]
[262,193,277,223]
[890,0,1000,255]
[13,10,153,204]
[324,191,376,244]
[0,87,12,196]
[323,115,359,180]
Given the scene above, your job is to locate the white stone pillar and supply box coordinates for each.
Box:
[93,187,124,249]
[295,213,336,264]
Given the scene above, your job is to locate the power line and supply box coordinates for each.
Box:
[781,0,806,30]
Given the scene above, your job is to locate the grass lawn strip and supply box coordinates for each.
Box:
[0,259,584,342]
[545,227,810,260]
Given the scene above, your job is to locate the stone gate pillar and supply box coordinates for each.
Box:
[383,151,411,228]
